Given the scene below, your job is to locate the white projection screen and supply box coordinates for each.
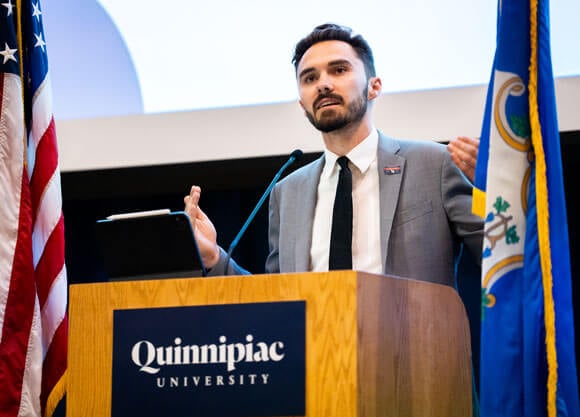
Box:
[42,0,580,172]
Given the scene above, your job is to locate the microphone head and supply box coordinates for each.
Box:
[290,149,303,161]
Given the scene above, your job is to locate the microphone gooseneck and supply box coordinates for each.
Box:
[224,149,303,274]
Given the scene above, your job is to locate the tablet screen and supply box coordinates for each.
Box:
[95,210,206,281]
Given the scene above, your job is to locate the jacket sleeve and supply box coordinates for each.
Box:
[441,151,484,265]
[206,247,251,276]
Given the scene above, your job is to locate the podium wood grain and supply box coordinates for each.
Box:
[68,271,472,416]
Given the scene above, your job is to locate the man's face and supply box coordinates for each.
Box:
[296,40,371,133]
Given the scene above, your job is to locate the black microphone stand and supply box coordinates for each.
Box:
[223,150,303,274]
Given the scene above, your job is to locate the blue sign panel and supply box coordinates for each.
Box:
[111,301,306,417]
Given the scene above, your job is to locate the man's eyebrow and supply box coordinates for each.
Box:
[298,67,316,80]
[327,59,352,68]
[298,59,353,80]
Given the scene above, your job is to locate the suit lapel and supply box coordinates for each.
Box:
[377,133,405,272]
[292,156,324,271]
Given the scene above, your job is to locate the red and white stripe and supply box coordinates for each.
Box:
[0,66,67,417]
[28,73,68,417]
[0,68,39,417]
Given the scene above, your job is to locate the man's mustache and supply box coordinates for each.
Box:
[313,93,343,111]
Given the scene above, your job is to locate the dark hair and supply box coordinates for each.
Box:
[292,23,376,78]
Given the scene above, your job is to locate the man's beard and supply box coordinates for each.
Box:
[305,87,369,133]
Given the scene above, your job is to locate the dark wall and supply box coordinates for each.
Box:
[61,152,321,284]
[561,131,580,378]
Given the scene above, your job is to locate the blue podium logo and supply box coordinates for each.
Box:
[112,301,306,417]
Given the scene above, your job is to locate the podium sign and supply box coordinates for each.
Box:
[111,301,306,417]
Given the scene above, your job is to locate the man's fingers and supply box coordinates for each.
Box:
[454,136,479,156]
[458,135,480,147]
[185,186,202,210]
[447,137,478,182]
[188,186,201,205]
[449,137,478,165]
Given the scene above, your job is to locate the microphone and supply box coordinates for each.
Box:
[224,149,303,274]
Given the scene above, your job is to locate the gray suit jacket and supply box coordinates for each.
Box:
[214,133,483,287]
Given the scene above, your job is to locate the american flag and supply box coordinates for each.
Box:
[0,1,68,416]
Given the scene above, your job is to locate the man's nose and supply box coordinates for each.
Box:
[316,74,333,93]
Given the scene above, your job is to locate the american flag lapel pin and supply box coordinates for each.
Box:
[383,165,401,175]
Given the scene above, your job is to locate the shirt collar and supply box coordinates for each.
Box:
[321,128,378,178]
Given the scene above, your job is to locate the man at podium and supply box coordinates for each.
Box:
[184,23,483,287]
[66,23,483,416]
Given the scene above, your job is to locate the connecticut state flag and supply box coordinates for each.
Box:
[473,0,580,416]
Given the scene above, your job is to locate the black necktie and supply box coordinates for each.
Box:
[329,156,353,270]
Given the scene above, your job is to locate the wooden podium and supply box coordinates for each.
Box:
[67,271,472,416]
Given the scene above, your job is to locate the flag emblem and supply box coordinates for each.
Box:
[383,165,401,175]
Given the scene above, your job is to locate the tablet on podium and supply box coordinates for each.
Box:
[95,209,207,281]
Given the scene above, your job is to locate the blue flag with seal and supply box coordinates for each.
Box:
[473,0,580,416]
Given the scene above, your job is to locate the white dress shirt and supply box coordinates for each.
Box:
[310,129,383,273]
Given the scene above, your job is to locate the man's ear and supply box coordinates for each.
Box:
[367,77,382,100]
